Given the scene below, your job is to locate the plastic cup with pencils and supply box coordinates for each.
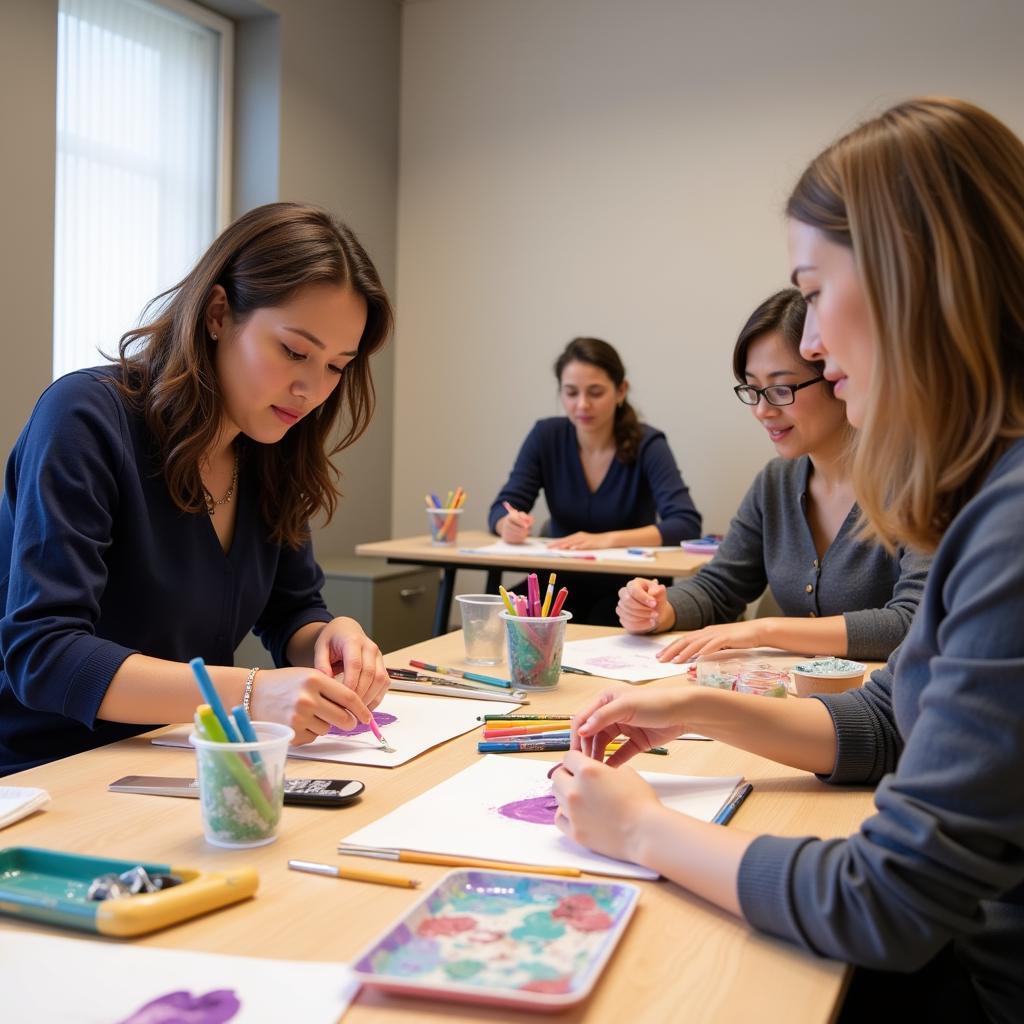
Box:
[425,488,466,546]
[500,607,573,691]
[189,717,294,848]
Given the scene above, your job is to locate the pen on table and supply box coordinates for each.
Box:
[626,547,655,557]
[478,714,573,721]
[337,845,581,878]
[478,739,572,753]
[409,659,512,689]
[482,729,571,742]
[561,665,595,676]
[712,782,753,826]
[288,859,420,889]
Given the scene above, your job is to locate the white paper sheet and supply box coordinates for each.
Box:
[0,930,357,1024]
[458,539,671,562]
[153,693,516,767]
[560,633,694,682]
[342,755,742,880]
[0,786,50,830]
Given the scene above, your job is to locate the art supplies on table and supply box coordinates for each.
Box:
[680,534,724,554]
[0,786,50,830]
[425,487,466,544]
[560,632,695,683]
[109,775,365,807]
[288,858,419,889]
[155,693,521,768]
[1,930,358,1024]
[408,659,512,689]
[338,845,582,877]
[0,847,257,936]
[460,538,678,562]
[713,782,754,826]
[352,869,640,1011]
[386,670,530,704]
[342,755,743,880]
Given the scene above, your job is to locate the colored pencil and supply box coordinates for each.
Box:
[540,572,556,616]
[409,660,512,689]
[498,585,517,615]
[288,859,419,889]
[479,714,572,721]
[189,657,241,742]
[337,844,582,878]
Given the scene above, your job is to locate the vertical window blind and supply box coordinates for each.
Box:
[54,0,231,378]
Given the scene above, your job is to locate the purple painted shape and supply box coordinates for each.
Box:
[497,795,559,825]
[116,989,241,1024]
[328,711,398,738]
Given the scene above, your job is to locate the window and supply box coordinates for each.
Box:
[54,0,232,378]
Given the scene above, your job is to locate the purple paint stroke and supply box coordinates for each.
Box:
[497,795,559,825]
[328,711,398,738]
[116,989,241,1024]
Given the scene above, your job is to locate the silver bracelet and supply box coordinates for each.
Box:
[242,666,260,717]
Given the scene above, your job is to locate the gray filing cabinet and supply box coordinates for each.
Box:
[234,557,439,667]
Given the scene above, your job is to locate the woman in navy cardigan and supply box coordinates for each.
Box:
[488,337,701,624]
[0,203,393,774]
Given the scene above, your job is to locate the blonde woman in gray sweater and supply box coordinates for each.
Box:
[617,289,929,662]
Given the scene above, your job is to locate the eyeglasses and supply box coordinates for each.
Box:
[733,376,826,407]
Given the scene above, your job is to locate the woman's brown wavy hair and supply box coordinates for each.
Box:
[554,337,644,463]
[116,202,393,548]
[787,97,1024,552]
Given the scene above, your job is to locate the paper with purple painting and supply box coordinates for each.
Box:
[153,693,519,767]
[0,931,356,1023]
[560,633,695,683]
[342,755,742,880]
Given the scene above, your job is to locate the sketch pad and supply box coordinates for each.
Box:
[153,693,518,767]
[343,755,742,879]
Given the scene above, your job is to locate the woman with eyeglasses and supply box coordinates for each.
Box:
[616,288,930,662]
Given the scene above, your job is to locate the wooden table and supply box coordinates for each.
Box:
[355,531,710,635]
[0,626,874,1023]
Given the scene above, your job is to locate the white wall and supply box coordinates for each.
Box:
[392,0,1024,544]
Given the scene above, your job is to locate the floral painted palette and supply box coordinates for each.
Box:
[352,869,640,1011]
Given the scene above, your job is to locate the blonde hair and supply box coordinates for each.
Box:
[788,97,1024,551]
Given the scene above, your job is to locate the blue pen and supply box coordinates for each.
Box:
[231,704,265,767]
[713,782,753,825]
[626,547,653,556]
[189,656,241,743]
[478,740,571,753]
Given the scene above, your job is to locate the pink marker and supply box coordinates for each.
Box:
[367,716,393,752]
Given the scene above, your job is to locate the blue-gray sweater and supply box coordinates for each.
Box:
[738,438,1024,1024]
[0,368,333,775]
[665,457,930,660]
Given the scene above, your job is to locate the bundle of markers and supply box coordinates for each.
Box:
[499,572,566,619]
[476,714,668,755]
[425,487,466,543]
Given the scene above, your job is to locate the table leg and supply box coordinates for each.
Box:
[485,568,502,594]
[433,566,456,636]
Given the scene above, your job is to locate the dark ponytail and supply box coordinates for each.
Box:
[554,337,643,463]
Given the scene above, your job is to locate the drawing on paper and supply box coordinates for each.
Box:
[328,712,398,738]
[496,794,559,825]
[117,988,241,1024]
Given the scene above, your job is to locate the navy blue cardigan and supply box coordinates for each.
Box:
[0,369,332,774]
[488,418,701,544]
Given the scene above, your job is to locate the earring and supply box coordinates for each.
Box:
[210,332,218,341]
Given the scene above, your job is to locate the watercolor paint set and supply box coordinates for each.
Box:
[353,869,640,1010]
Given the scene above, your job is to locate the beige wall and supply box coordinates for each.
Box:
[0,0,399,561]
[392,0,1024,544]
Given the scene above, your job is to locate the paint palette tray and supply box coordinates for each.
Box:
[0,846,258,936]
[352,869,640,1011]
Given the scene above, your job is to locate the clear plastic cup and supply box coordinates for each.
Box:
[696,658,742,690]
[189,721,293,848]
[426,507,462,545]
[500,610,572,690]
[734,669,789,698]
[455,594,506,664]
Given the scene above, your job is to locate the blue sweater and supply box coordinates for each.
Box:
[487,418,701,544]
[0,369,333,775]
[738,437,1024,1023]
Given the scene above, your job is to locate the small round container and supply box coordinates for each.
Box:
[190,721,293,848]
[426,507,462,545]
[500,610,572,690]
[735,669,789,698]
[695,659,742,690]
[790,657,866,697]
[455,594,505,665]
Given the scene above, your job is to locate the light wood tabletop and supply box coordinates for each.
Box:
[355,531,711,635]
[0,626,875,1023]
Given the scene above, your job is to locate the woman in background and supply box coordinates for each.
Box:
[489,336,701,624]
